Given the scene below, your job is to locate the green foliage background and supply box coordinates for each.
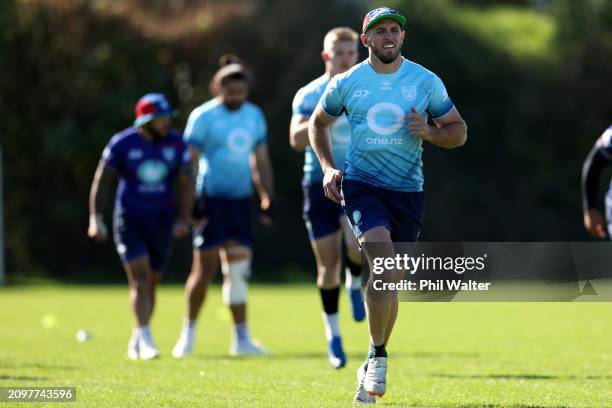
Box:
[2,0,611,281]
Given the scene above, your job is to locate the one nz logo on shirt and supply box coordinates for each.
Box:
[401,86,417,101]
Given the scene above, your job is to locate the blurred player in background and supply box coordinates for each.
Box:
[290,27,364,370]
[309,8,467,402]
[582,125,612,238]
[88,93,193,360]
[172,55,275,358]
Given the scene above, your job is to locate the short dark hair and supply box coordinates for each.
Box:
[209,56,251,96]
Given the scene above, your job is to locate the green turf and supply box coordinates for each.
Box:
[1,284,611,407]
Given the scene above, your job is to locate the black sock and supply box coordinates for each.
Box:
[319,286,340,314]
[369,343,387,358]
[346,256,361,277]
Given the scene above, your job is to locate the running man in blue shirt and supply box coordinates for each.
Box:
[172,56,275,358]
[290,27,365,370]
[88,93,194,360]
[582,125,612,238]
[309,8,467,401]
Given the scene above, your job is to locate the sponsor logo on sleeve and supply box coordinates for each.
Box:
[352,90,371,98]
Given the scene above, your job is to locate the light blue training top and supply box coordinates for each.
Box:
[292,75,351,183]
[320,57,454,192]
[184,98,267,198]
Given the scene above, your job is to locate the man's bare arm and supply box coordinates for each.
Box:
[89,160,116,218]
[88,160,117,241]
[407,107,467,148]
[175,172,194,222]
[308,104,342,203]
[251,143,275,207]
[289,116,310,152]
[308,104,338,173]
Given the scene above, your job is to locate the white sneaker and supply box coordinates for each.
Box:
[172,330,195,358]
[127,334,139,361]
[363,357,387,397]
[138,331,160,360]
[353,362,376,404]
[229,339,271,356]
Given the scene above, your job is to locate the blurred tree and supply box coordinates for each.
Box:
[1,0,611,282]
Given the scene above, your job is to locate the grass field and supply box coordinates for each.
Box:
[1,284,611,407]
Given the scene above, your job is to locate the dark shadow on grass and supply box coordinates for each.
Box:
[273,351,480,360]
[0,374,49,381]
[431,373,612,381]
[182,350,481,361]
[282,351,366,359]
[0,363,77,371]
[182,351,364,361]
[437,405,570,408]
[403,351,480,359]
[383,402,574,408]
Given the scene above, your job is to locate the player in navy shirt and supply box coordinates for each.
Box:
[88,93,194,360]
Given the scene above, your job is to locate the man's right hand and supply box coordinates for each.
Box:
[322,167,343,204]
[88,214,108,242]
[584,208,607,239]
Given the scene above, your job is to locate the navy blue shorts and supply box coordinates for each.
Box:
[302,180,345,240]
[341,179,424,242]
[193,195,254,251]
[113,209,174,271]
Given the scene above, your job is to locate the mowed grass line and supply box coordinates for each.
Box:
[0,285,611,407]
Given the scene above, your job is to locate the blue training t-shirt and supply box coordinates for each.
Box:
[184,99,267,199]
[319,57,454,192]
[102,127,192,215]
[292,75,351,183]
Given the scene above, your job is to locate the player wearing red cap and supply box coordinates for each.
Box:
[88,93,194,360]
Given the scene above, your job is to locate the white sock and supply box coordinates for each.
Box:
[139,325,151,338]
[322,312,340,340]
[132,327,141,339]
[182,318,196,335]
[346,268,361,290]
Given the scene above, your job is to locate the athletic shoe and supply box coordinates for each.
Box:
[127,334,139,361]
[230,339,270,356]
[363,357,387,397]
[172,330,195,358]
[348,287,366,322]
[353,362,376,404]
[328,336,347,369]
[138,331,160,360]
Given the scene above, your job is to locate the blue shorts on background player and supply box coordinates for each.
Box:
[290,27,366,371]
[172,55,276,359]
[88,93,194,361]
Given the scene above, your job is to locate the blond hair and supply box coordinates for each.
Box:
[323,27,359,51]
